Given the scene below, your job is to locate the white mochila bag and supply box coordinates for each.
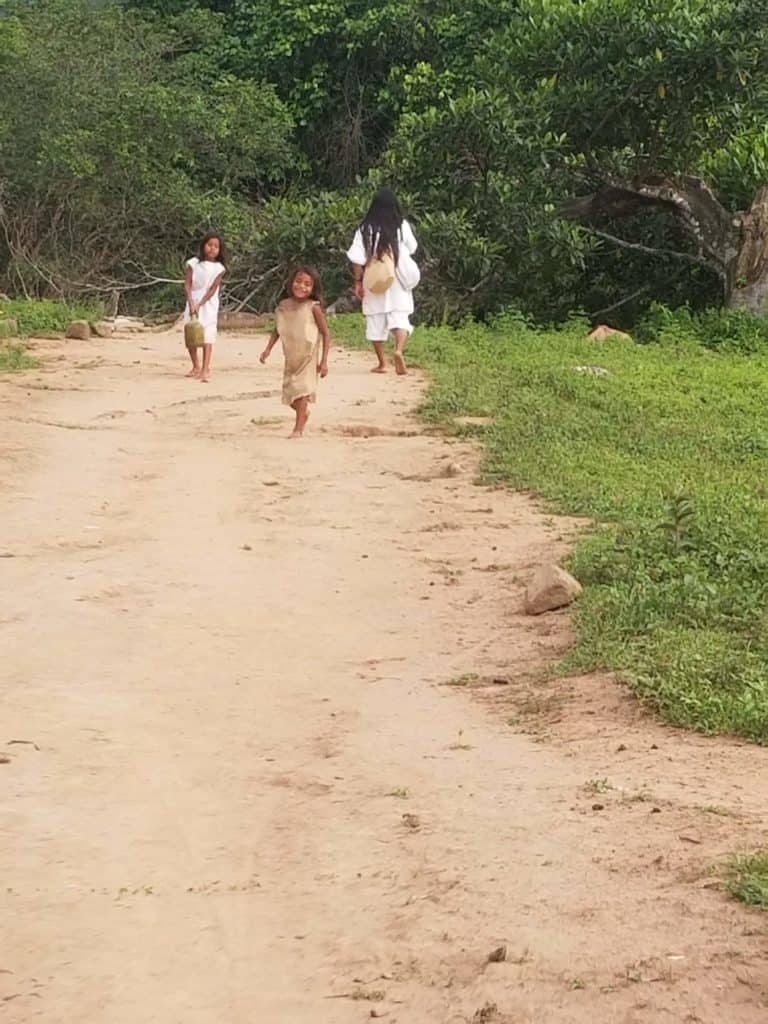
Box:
[396,248,421,290]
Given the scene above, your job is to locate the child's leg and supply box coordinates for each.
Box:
[290,397,310,438]
[392,328,409,375]
[199,343,213,382]
[366,315,387,372]
[185,344,201,377]
[371,341,387,373]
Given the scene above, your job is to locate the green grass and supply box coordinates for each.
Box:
[0,297,104,336]
[333,311,768,743]
[0,344,36,373]
[726,851,768,907]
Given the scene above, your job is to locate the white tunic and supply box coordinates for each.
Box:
[184,257,225,344]
[346,220,418,315]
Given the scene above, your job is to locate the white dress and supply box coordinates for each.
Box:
[184,257,225,344]
[346,220,418,316]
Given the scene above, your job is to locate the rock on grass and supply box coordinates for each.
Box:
[524,564,582,615]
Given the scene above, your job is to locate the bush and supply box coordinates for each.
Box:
[637,303,768,353]
[0,298,104,336]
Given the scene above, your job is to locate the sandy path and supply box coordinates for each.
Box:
[1,329,767,1023]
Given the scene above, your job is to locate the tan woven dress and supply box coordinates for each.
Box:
[275,298,320,406]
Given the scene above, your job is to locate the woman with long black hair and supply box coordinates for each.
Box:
[346,189,419,375]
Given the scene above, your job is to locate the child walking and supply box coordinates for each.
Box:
[260,267,331,438]
[183,232,227,382]
[346,188,419,375]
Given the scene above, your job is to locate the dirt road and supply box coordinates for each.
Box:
[2,328,767,1023]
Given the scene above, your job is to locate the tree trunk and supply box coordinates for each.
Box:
[729,186,768,314]
[559,176,768,315]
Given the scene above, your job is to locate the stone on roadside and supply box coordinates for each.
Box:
[90,320,115,338]
[524,564,582,615]
[0,318,19,340]
[588,324,632,342]
[112,315,148,333]
[66,320,91,340]
[441,460,464,478]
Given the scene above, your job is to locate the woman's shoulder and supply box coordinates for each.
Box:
[185,256,199,268]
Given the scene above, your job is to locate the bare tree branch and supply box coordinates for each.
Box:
[584,227,719,273]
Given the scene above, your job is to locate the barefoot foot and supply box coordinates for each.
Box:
[371,365,387,374]
[394,352,407,375]
[186,368,200,378]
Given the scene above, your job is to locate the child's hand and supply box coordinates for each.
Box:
[259,349,270,364]
[354,280,364,301]
[319,360,329,378]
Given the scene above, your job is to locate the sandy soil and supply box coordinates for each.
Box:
[1,327,767,1024]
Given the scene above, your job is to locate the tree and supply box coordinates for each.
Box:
[482,0,768,312]
[0,0,295,297]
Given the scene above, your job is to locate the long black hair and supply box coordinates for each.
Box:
[361,189,404,264]
[198,231,229,269]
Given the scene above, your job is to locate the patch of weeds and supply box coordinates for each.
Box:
[583,777,613,795]
[726,850,768,908]
[472,1003,499,1023]
[699,804,737,818]
[0,344,36,373]
[448,729,473,751]
[387,787,409,799]
[567,977,587,990]
[622,787,653,804]
[443,672,481,688]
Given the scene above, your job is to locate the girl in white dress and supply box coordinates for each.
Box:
[346,189,418,375]
[183,232,227,382]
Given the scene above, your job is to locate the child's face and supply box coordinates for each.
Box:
[291,272,314,300]
[204,237,221,260]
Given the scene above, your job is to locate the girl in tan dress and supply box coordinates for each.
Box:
[260,267,331,437]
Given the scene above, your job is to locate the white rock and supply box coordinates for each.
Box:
[524,564,582,615]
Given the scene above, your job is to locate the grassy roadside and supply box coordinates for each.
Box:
[0,344,36,373]
[333,311,768,743]
[0,297,105,374]
[1,297,103,337]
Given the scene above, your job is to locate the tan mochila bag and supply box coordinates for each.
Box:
[363,250,396,294]
[184,314,205,348]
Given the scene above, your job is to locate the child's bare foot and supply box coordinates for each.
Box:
[371,364,387,374]
[199,373,210,383]
[289,429,304,439]
[186,368,200,378]
[394,352,407,375]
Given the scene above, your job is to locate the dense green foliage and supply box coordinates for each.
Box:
[2,0,768,320]
[0,0,294,298]
[333,310,768,742]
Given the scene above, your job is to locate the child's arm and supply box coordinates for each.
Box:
[197,271,225,311]
[260,328,279,364]
[313,305,331,377]
[184,263,196,314]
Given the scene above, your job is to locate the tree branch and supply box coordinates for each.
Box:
[590,284,650,318]
[585,227,721,274]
